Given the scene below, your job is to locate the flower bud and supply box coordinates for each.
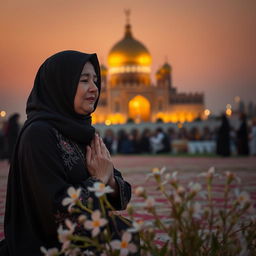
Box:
[134,186,146,197]
[127,203,134,215]
[144,197,156,210]
[177,185,186,196]
[78,215,87,224]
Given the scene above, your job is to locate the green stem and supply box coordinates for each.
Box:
[76,200,93,214]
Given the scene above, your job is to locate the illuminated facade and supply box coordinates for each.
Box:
[93,19,204,125]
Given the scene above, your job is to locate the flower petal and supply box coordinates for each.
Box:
[122,232,132,242]
[62,198,72,206]
[67,187,76,196]
[95,191,104,197]
[99,218,108,227]
[84,220,93,230]
[128,243,137,253]
[92,210,101,220]
[110,240,121,250]
[120,248,129,256]
[92,227,100,237]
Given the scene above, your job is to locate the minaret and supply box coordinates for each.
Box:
[156,61,175,92]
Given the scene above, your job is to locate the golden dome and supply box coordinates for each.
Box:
[108,24,152,67]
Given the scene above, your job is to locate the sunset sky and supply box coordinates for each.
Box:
[1,0,256,121]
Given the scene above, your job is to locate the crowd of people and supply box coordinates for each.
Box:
[1,113,256,160]
[101,115,256,156]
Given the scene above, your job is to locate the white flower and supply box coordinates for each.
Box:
[88,182,114,197]
[40,247,59,256]
[188,182,202,194]
[62,187,81,211]
[225,171,241,183]
[78,214,87,224]
[57,219,75,250]
[84,210,108,237]
[127,220,145,233]
[162,171,178,185]
[65,219,76,231]
[144,197,155,209]
[235,190,251,207]
[147,166,166,179]
[110,232,137,256]
[176,185,186,196]
[199,166,218,179]
[134,186,145,197]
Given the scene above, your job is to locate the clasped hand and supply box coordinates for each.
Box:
[86,133,114,184]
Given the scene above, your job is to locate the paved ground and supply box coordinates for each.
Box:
[1,156,256,244]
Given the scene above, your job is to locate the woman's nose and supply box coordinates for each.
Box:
[89,81,98,91]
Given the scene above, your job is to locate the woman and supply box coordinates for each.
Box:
[236,113,249,156]
[216,114,231,157]
[2,51,135,255]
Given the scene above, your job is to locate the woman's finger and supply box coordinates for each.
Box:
[94,133,102,156]
[86,145,92,163]
[100,137,111,159]
[99,137,107,155]
[90,137,97,156]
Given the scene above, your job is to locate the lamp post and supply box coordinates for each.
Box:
[226,104,232,117]
[0,111,6,118]
[203,109,211,120]
[0,110,7,128]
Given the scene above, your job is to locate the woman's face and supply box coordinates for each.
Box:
[74,62,99,115]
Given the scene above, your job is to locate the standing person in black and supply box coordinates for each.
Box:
[5,113,20,162]
[103,129,115,154]
[236,113,249,156]
[139,128,151,153]
[1,51,138,256]
[216,114,231,157]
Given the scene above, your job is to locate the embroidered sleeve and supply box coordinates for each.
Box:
[107,169,131,210]
[53,128,79,171]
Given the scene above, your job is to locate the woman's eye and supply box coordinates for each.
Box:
[80,79,88,83]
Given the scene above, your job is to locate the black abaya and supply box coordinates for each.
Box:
[2,51,133,255]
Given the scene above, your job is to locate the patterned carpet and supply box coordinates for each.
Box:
[1,156,256,245]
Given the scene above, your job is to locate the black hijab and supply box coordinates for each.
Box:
[25,50,101,144]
